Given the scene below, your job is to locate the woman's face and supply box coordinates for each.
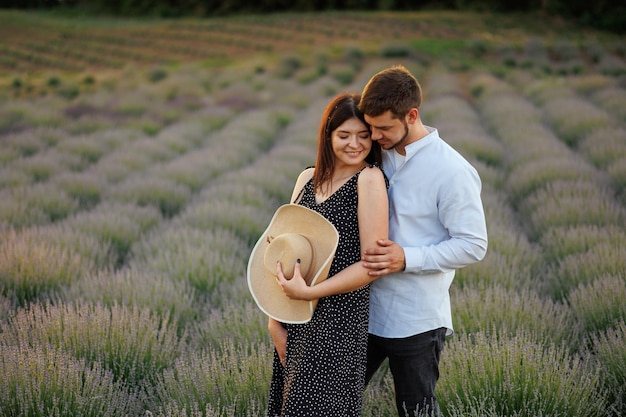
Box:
[331,117,372,168]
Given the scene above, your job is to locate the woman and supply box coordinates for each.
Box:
[267,93,388,417]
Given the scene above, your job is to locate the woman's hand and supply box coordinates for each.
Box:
[268,318,287,367]
[276,260,313,301]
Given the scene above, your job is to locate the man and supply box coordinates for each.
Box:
[359,65,488,417]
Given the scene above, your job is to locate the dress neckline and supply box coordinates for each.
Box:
[313,169,361,205]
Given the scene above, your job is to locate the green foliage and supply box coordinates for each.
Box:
[507,156,596,205]
[12,152,64,182]
[343,46,364,70]
[64,202,162,266]
[0,131,43,158]
[66,268,198,331]
[189,301,267,351]
[362,375,397,417]
[453,285,578,349]
[0,10,624,416]
[438,329,606,417]
[297,67,324,85]
[30,222,115,271]
[0,301,183,385]
[179,195,275,246]
[0,228,87,303]
[549,242,626,300]
[276,56,301,79]
[131,226,249,295]
[152,340,271,416]
[10,0,625,35]
[0,294,12,323]
[111,176,191,217]
[57,135,107,165]
[522,180,625,241]
[608,156,626,200]
[467,38,491,58]
[149,67,169,83]
[410,38,466,58]
[331,66,357,85]
[452,241,538,290]
[541,96,612,146]
[82,74,96,85]
[568,273,626,336]
[539,224,626,264]
[420,94,505,168]
[153,402,256,417]
[380,43,411,58]
[0,344,133,417]
[591,320,626,413]
[544,0,626,32]
[579,127,626,169]
[57,83,80,100]
[0,183,78,227]
[47,75,61,88]
[53,171,105,209]
[590,86,626,123]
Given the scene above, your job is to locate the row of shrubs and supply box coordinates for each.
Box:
[459,68,625,414]
[417,66,616,416]
[1,54,625,416]
[3,11,626,87]
[0,55,347,416]
[3,0,625,33]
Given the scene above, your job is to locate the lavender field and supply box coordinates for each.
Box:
[1,10,625,417]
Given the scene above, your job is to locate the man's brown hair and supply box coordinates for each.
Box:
[359,65,422,119]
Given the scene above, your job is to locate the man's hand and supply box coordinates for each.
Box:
[361,239,406,276]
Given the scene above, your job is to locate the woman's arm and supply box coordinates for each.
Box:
[268,318,287,367]
[277,166,388,300]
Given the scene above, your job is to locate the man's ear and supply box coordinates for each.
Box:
[407,108,419,124]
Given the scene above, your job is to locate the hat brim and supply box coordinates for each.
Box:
[247,204,339,324]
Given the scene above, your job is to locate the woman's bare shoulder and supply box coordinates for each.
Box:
[358,164,385,184]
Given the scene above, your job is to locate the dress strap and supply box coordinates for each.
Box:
[362,162,389,188]
[292,183,307,204]
[292,166,315,204]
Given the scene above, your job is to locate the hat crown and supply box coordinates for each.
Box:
[263,233,313,281]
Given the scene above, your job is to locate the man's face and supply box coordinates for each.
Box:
[364,110,409,152]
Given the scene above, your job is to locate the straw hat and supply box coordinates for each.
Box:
[247,204,339,324]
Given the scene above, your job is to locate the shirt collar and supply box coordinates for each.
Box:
[403,126,438,158]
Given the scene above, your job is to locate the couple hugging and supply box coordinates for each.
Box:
[248,65,488,417]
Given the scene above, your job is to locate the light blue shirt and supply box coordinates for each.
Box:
[369,126,488,338]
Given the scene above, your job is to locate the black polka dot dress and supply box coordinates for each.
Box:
[267,169,370,417]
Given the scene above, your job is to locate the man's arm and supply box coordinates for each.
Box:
[363,168,487,276]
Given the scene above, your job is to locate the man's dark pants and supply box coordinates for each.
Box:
[365,328,447,417]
